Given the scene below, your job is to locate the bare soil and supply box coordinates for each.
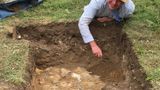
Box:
[15,21,151,90]
[0,80,19,90]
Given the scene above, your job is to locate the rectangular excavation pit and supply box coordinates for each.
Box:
[16,22,151,90]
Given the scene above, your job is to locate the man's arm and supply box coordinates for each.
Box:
[78,0,99,43]
[119,0,135,18]
[78,0,102,57]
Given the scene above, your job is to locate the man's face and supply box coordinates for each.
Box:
[108,0,123,10]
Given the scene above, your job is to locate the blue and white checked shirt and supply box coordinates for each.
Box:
[78,0,135,43]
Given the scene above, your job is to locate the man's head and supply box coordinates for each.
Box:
[108,0,128,10]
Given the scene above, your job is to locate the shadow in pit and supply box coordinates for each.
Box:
[16,21,151,90]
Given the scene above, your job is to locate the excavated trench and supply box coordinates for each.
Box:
[16,21,151,90]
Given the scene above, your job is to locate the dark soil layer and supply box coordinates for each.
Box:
[17,21,151,90]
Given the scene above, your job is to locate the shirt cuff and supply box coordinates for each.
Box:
[83,35,94,43]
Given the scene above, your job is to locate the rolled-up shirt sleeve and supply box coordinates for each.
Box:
[119,0,135,18]
[78,0,99,43]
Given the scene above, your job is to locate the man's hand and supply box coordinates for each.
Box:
[90,41,102,57]
[97,17,113,22]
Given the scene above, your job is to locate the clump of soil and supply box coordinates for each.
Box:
[32,67,105,90]
[17,21,151,90]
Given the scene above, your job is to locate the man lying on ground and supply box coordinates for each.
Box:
[78,0,135,57]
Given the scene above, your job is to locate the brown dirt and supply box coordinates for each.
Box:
[16,21,151,90]
[0,80,18,90]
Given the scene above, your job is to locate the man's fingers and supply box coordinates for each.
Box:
[98,53,102,57]
[94,53,98,57]
[90,43,102,57]
[93,52,98,57]
[99,51,103,57]
[94,52,102,57]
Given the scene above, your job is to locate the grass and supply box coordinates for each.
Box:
[0,0,160,89]
[0,0,89,23]
[0,30,29,84]
[124,0,160,89]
